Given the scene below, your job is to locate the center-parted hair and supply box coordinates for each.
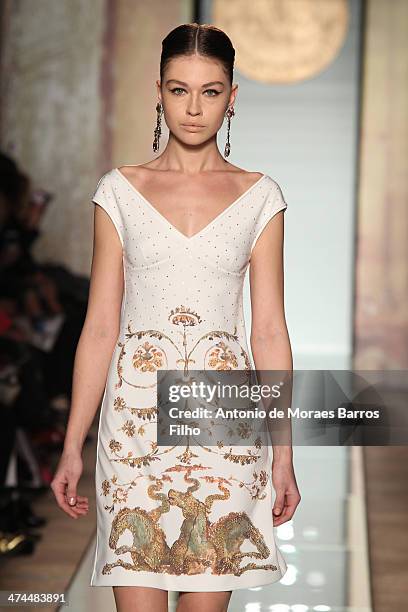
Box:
[160,23,235,85]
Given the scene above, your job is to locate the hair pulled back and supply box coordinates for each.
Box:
[160,23,235,86]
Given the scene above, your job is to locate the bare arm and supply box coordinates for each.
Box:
[249,210,300,525]
[51,203,123,518]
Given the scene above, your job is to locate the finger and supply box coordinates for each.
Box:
[274,509,291,525]
[52,479,78,518]
[53,479,83,519]
[273,506,291,526]
[76,499,89,506]
[74,501,89,510]
[75,495,89,504]
[67,495,89,509]
[273,500,297,525]
[66,493,77,507]
[67,504,89,519]
[71,503,88,512]
[272,490,286,516]
[66,476,80,507]
[72,506,88,516]
[58,496,82,518]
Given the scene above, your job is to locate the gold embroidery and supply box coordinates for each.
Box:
[101,480,110,496]
[108,306,267,475]
[168,304,202,327]
[101,467,276,577]
[132,341,165,372]
[207,340,238,370]
[115,305,251,388]
[114,397,157,420]
[98,305,274,577]
[120,420,136,437]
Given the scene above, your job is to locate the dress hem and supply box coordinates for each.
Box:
[89,564,288,591]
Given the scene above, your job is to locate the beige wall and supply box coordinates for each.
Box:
[354,0,408,369]
[113,1,191,166]
[0,0,191,276]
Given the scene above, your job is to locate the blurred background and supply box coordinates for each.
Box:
[0,0,407,611]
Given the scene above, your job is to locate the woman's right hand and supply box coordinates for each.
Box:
[50,451,89,519]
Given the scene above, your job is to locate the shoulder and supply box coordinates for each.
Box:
[262,176,288,212]
[95,168,116,187]
[227,167,284,199]
[259,173,278,188]
[92,169,118,202]
[261,174,285,196]
[116,163,154,181]
[96,165,142,184]
[94,167,130,195]
[227,164,264,186]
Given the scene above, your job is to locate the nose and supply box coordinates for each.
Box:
[186,94,202,117]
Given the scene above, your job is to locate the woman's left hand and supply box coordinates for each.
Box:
[271,459,301,526]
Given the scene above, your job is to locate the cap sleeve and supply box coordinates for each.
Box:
[91,171,124,247]
[249,181,287,254]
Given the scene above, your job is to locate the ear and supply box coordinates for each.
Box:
[229,83,238,106]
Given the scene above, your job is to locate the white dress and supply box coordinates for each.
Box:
[89,167,288,591]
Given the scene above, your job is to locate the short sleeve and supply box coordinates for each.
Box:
[91,171,124,247]
[249,182,287,253]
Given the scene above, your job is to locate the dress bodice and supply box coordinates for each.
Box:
[91,168,287,344]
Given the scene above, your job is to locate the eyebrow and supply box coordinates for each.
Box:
[166,79,225,88]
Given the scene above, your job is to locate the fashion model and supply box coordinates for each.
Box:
[51,22,301,612]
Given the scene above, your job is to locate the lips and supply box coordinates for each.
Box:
[182,124,204,127]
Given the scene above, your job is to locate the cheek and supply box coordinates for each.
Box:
[160,96,180,115]
[209,109,227,132]
[209,98,229,120]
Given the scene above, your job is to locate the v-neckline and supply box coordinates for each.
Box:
[113,167,266,242]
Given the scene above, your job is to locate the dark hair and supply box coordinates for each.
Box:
[160,23,235,86]
[0,151,29,204]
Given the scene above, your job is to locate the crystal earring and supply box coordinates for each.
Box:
[224,105,235,158]
[153,102,164,152]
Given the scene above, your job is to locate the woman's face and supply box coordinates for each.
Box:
[157,54,237,144]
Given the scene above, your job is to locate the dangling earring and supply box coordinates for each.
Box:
[224,105,235,158]
[153,102,164,152]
